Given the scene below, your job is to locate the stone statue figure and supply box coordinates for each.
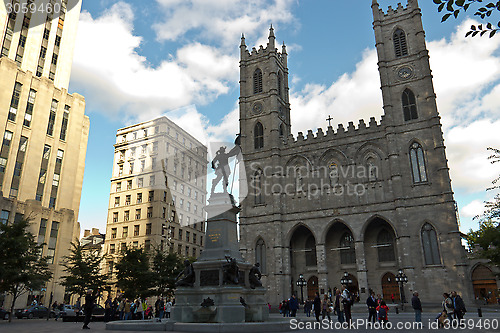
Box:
[249,263,262,289]
[175,260,195,287]
[222,256,239,285]
[211,135,241,194]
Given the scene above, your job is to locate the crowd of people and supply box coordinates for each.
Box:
[278,286,469,327]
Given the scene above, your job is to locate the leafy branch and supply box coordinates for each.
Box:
[434,0,500,37]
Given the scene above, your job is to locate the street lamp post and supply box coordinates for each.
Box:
[296,274,307,304]
[395,269,408,312]
[340,271,353,288]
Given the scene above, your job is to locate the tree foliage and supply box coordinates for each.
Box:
[0,218,52,322]
[434,0,500,37]
[151,248,184,297]
[60,241,109,298]
[115,247,155,299]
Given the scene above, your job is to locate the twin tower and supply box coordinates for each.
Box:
[237,0,472,305]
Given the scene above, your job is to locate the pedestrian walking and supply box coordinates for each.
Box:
[111,298,118,321]
[334,290,345,323]
[82,289,95,330]
[451,291,467,320]
[124,299,132,320]
[341,285,352,323]
[104,296,112,322]
[304,300,311,317]
[289,295,299,317]
[321,294,331,321]
[441,293,454,321]
[135,298,144,320]
[313,292,321,322]
[366,291,377,323]
[165,299,172,319]
[411,291,422,322]
[118,298,125,320]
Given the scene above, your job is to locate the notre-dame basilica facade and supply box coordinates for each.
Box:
[237,0,474,305]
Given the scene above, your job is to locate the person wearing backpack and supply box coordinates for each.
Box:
[376,300,389,325]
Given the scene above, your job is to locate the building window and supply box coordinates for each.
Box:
[278,72,283,97]
[393,28,408,58]
[133,241,138,248]
[421,223,440,265]
[151,157,157,169]
[162,207,166,219]
[339,232,356,264]
[113,212,118,223]
[178,229,182,240]
[124,210,129,221]
[146,223,152,235]
[55,35,61,47]
[0,210,10,224]
[255,238,266,274]
[40,46,47,59]
[134,225,140,236]
[60,105,70,141]
[137,192,142,204]
[254,122,264,149]
[3,131,12,148]
[51,53,58,65]
[138,178,143,188]
[145,240,151,251]
[135,209,141,220]
[254,170,264,205]
[47,100,58,136]
[8,82,22,122]
[125,195,131,205]
[127,180,132,190]
[140,160,145,172]
[111,228,117,238]
[116,182,122,192]
[109,244,115,254]
[129,162,134,174]
[118,165,123,176]
[186,231,190,242]
[0,158,6,173]
[253,68,263,93]
[147,207,153,218]
[122,226,128,238]
[148,190,154,202]
[47,221,59,264]
[377,229,395,262]
[150,175,155,186]
[114,197,120,207]
[305,235,317,267]
[409,142,427,184]
[43,28,50,40]
[402,89,418,121]
[24,89,36,127]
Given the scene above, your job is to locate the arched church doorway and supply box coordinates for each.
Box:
[307,276,319,300]
[472,265,498,304]
[381,272,400,302]
[290,225,317,298]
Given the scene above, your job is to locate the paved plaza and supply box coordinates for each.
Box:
[1,310,498,333]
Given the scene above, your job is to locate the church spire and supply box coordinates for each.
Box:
[268,24,275,49]
[240,33,246,47]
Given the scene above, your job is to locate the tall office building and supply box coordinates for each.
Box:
[104,117,207,296]
[0,0,89,307]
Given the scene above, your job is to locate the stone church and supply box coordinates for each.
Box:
[238,0,474,305]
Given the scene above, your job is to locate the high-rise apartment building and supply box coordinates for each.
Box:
[0,0,89,307]
[104,117,207,294]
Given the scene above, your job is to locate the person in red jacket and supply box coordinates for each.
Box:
[376,300,389,325]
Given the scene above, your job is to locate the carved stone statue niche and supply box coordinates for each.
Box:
[176,260,195,287]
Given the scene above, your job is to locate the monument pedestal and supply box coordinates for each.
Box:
[171,193,268,323]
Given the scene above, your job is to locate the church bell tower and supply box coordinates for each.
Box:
[239,26,290,154]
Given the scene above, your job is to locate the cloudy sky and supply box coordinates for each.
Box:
[70,0,500,236]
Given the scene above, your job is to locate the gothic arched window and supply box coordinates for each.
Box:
[254,122,264,149]
[254,169,264,205]
[367,157,378,181]
[340,232,356,264]
[305,235,317,267]
[277,72,282,97]
[421,223,440,265]
[409,142,427,184]
[402,89,418,121]
[253,68,263,94]
[329,162,340,187]
[377,229,395,262]
[255,237,266,273]
[393,28,408,57]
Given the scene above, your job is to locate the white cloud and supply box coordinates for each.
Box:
[153,0,297,49]
[461,200,486,219]
[71,2,238,123]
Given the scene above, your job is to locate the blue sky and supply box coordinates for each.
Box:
[69,0,500,236]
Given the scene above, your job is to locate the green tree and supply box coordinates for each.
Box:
[151,248,184,297]
[60,241,109,299]
[115,247,155,299]
[434,0,500,37]
[0,219,52,322]
[467,147,500,270]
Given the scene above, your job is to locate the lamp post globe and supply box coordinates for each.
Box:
[296,274,307,304]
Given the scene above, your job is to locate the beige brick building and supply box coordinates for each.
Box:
[0,0,88,307]
[238,0,474,306]
[104,117,207,294]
